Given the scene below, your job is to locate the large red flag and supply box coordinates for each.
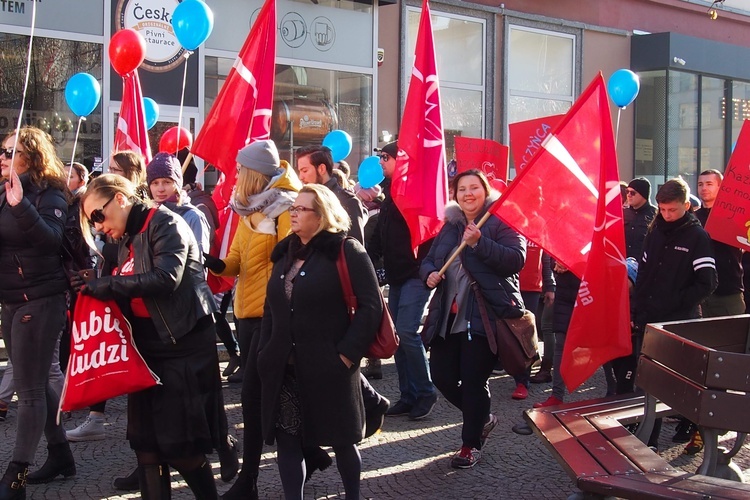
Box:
[191,0,276,293]
[560,147,631,392]
[113,70,152,163]
[491,75,612,279]
[393,0,448,251]
[191,0,277,212]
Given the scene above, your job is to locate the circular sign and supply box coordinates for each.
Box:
[115,0,186,73]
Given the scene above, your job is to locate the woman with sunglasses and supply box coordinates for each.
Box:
[77,174,222,499]
[0,126,75,499]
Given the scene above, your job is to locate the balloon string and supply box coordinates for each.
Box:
[67,116,85,185]
[615,107,622,149]
[11,0,37,179]
[176,51,192,154]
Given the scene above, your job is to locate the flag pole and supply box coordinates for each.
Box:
[436,203,497,277]
[181,152,194,174]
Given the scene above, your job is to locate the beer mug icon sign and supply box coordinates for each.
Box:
[280,12,306,48]
[312,17,335,51]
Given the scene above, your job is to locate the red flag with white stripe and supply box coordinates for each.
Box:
[113,70,152,163]
[393,0,448,252]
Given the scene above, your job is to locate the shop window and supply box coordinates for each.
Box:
[507,25,575,125]
[0,34,102,170]
[405,7,485,156]
[205,57,372,186]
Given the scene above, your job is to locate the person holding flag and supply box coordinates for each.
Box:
[421,169,526,468]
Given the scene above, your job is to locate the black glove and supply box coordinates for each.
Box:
[203,253,226,274]
[69,272,86,293]
[80,276,114,300]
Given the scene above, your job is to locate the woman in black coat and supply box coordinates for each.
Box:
[421,170,526,470]
[257,184,381,499]
[78,174,221,499]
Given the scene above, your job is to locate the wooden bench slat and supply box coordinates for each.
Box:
[555,411,640,476]
[578,472,745,500]
[588,414,675,474]
[524,410,608,480]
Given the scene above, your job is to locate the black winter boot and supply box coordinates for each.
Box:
[26,442,76,484]
[179,461,217,500]
[220,469,258,500]
[0,462,28,500]
[138,464,171,500]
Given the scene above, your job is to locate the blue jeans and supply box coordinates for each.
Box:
[387,278,435,405]
[2,293,68,463]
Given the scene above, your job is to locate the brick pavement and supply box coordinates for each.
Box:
[1,358,748,499]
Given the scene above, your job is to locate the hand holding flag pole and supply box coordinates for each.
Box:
[436,200,499,277]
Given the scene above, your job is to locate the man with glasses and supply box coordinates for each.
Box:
[368,141,438,421]
[624,177,656,259]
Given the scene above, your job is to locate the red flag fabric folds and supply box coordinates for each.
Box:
[493,73,631,391]
[393,0,448,252]
[114,70,152,163]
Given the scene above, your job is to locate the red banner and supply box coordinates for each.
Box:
[705,120,750,250]
[113,70,152,163]
[454,136,509,183]
[393,0,448,252]
[508,114,564,172]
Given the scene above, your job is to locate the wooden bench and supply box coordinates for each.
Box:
[524,390,750,498]
[634,315,750,481]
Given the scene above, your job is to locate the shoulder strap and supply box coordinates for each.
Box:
[335,238,357,319]
[138,208,158,235]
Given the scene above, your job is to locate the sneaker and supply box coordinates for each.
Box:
[511,383,529,400]
[227,367,245,384]
[533,396,563,409]
[361,358,383,380]
[222,356,241,377]
[408,393,438,420]
[480,414,498,446]
[66,415,105,442]
[365,397,390,438]
[672,420,695,443]
[450,446,481,469]
[386,400,413,417]
[684,430,704,455]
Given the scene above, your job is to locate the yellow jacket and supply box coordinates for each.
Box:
[215,161,301,319]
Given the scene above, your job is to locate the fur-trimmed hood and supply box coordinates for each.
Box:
[443,192,500,225]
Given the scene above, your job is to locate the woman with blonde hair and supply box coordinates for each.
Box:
[109,150,149,199]
[0,126,74,498]
[204,139,301,499]
[257,184,382,499]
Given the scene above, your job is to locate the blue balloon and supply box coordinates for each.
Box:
[358,156,384,189]
[172,0,214,51]
[65,73,101,117]
[143,97,159,130]
[323,130,353,163]
[607,69,640,108]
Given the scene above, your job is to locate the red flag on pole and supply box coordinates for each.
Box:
[113,70,152,163]
[491,75,613,279]
[191,0,277,212]
[508,114,564,171]
[393,0,448,252]
[560,131,631,392]
[190,0,277,293]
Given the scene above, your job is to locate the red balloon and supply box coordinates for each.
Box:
[109,29,147,76]
[159,126,193,154]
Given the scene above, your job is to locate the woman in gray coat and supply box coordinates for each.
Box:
[257,184,382,499]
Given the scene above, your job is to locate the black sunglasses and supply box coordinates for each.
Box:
[626,189,638,196]
[88,196,115,226]
[0,147,19,158]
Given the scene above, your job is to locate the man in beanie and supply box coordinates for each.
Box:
[624,177,656,259]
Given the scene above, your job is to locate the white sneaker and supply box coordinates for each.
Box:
[66,415,105,442]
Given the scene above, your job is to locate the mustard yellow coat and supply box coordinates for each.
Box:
[214,162,301,319]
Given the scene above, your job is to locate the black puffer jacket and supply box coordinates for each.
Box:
[420,197,526,342]
[84,202,217,344]
[0,174,68,303]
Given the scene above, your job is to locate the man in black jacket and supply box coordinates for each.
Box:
[624,177,657,259]
[368,141,438,421]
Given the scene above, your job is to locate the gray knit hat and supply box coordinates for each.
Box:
[146,152,182,186]
[236,140,282,177]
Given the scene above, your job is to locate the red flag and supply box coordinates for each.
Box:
[393,0,448,251]
[454,136,509,182]
[705,120,750,250]
[113,70,152,163]
[192,0,277,211]
[560,142,631,392]
[508,114,564,171]
[491,75,612,279]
